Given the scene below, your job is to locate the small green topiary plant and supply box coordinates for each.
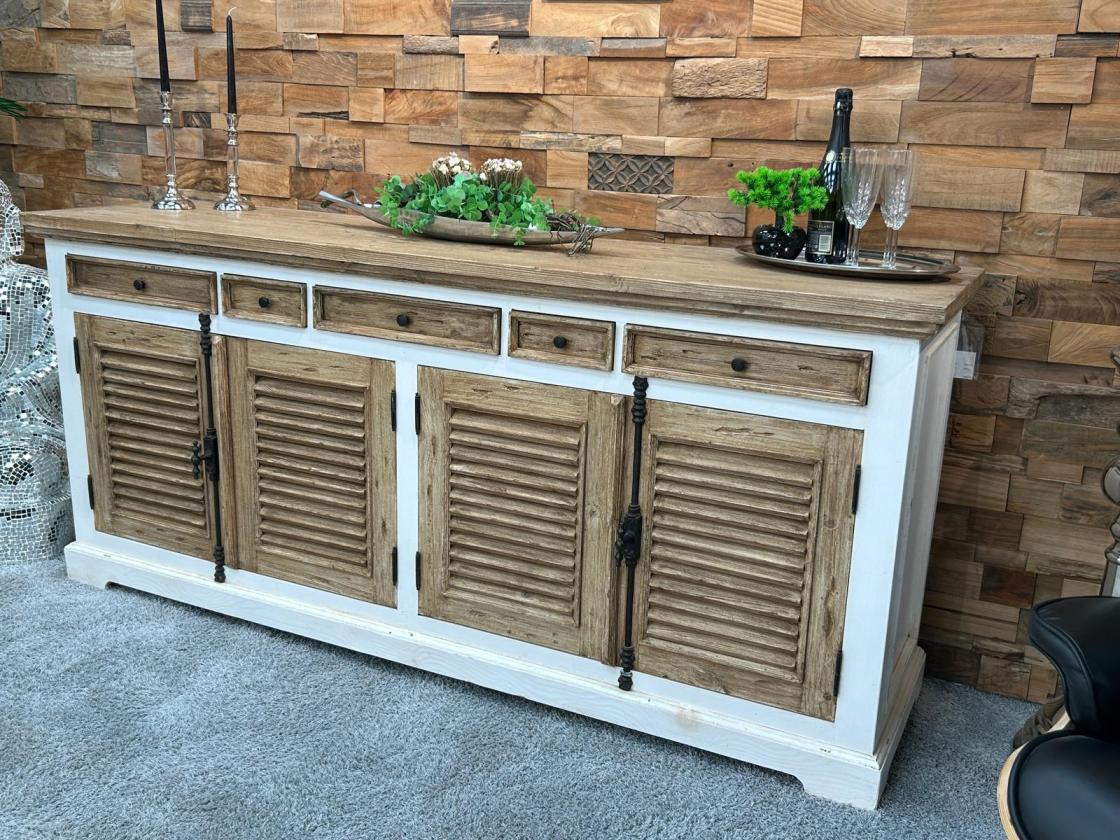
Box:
[728,166,828,233]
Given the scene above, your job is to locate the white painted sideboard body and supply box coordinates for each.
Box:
[33,208,974,809]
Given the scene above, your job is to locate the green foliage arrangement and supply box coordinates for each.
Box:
[377,171,556,245]
[728,166,828,233]
[0,98,26,119]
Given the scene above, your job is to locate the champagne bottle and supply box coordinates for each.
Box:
[805,88,853,264]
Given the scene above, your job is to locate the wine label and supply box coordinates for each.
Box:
[808,220,834,255]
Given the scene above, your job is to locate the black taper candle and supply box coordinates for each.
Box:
[155,0,170,93]
[225,12,237,114]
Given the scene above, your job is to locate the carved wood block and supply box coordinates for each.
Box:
[84,150,143,184]
[1000,212,1061,257]
[77,77,136,109]
[795,99,900,142]
[914,163,1025,212]
[1067,103,1120,149]
[1032,57,1097,103]
[587,153,673,194]
[532,2,659,38]
[3,72,77,105]
[587,58,672,97]
[198,49,294,82]
[1021,170,1084,215]
[919,58,1033,102]
[911,35,1057,58]
[364,138,465,178]
[545,149,587,189]
[344,0,451,36]
[297,134,364,170]
[1057,214,1120,261]
[671,58,766,99]
[357,54,395,87]
[801,0,906,36]
[350,87,385,122]
[283,83,349,119]
[403,36,460,55]
[939,454,1011,511]
[450,0,529,35]
[458,35,498,54]
[660,98,797,139]
[666,37,737,57]
[284,33,320,51]
[408,125,464,145]
[1078,0,1120,33]
[599,38,667,58]
[768,58,921,100]
[459,93,573,132]
[395,54,464,91]
[859,36,913,57]
[1054,33,1119,57]
[1080,173,1120,216]
[276,0,343,33]
[383,89,459,125]
[292,51,358,85]
[464,54,544,93]
[519,131,620,152]
[655,195,744,236]
[237,161,293,197]
[900,102,1069,147]
[750,0,803,38]
[983,315,1053,361]
[573,95,658,135]
[1043,148,1120,174]
[544,56,588,94]
[236,132,299,165]
[572,189,658,228]
[621,135,711,157]
[660,0,750,38]
[908,0,1079,36]
[1015,278,1120,326]
[1048,321,1120,367]
[498,36,599,56]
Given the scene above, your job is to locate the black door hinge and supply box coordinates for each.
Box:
[851,465,862,515]
[86,474,95,509]
[415,551,422,590]
[72,337,81,373]
[391,546,398,585]
[390,389,397,432]
[833,650,843,699]
[414,393,421,435]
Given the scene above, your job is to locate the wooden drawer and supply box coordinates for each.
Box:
[221,274,307,327]
[67,255,216,312]
[313,286,500,354]
[508,310,615,370]
[623,325,872,405]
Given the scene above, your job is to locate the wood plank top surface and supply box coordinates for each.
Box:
[26,205,982,338]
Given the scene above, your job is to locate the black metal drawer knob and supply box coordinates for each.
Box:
[730,357,748,373]
[258,296,271,309]
[396,313,412,327]
[133,278,146,291]
[553,335,568,349]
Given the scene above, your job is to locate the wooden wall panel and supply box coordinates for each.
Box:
[3,0,1119,702]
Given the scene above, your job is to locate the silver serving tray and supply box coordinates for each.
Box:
[320,190,624,247]
[736,246,960,280]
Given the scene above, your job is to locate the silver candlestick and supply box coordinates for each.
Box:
[214,112,254,212]
[152,90,194,211]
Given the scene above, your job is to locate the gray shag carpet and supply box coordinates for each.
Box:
[2,560,1034,840]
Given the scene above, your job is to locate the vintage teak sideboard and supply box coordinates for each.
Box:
[27,206,979,808]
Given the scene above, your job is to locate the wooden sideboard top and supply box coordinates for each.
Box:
[26,205,982,338]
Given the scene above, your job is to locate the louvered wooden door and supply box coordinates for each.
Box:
[418,368,625,662]
[632,401,862,720]
[76,315,216,558]
[224,339,396,606]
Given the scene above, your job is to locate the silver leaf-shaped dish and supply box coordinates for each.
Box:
[319,190,625,247]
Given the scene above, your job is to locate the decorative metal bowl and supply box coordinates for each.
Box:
[319,190,624,248]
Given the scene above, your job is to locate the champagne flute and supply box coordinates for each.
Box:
[879,150,917,269]
[839,147,885,267]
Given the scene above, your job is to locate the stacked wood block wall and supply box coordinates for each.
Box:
[3,0,1119,699]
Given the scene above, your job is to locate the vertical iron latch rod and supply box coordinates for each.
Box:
[616,376,648,691]
[198,313,227,583]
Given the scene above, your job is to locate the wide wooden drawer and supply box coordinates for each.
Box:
[222,274,307,327]
[313,286,500,354]
[623,325,872,405]
[508,310,615,370]
[67,255,216,312]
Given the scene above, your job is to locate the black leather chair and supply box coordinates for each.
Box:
[998,596,1120,840]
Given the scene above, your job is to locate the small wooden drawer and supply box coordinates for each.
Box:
[508,311,615,371]
[222,274,307,327]
[67,255,216,312]
[314,286,500,354]
[623,325,872,406]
